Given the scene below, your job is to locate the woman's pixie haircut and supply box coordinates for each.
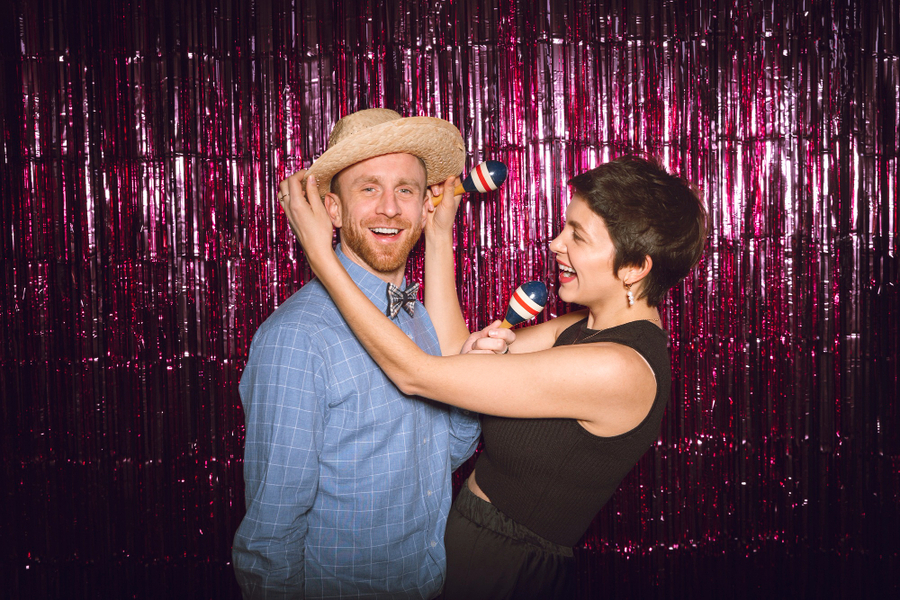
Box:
[568,156,708,307]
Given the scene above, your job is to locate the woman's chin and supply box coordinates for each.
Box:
[557,286,576,304]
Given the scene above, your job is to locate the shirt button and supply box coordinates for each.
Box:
[431,540,437,547]
[427,490,433,496]
[423,437,428,444]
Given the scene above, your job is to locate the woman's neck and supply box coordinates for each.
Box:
[585,304,661,331]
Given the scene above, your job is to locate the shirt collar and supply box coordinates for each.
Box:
[335,244,408,315]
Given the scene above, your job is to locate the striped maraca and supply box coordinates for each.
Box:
[431,160,508,207]
[500,281,548,328]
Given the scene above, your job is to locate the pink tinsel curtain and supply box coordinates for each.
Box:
[1,0,897,598]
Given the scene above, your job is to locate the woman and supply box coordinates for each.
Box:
[280,156,707,599]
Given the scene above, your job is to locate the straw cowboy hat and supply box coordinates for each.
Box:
[305,108,466,194]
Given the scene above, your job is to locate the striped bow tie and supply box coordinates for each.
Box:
[385,282,419,319]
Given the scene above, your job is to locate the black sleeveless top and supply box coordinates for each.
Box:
[473,318,671,547]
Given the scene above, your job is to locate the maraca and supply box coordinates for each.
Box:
[500,281,548,328]
[431,160,508,207]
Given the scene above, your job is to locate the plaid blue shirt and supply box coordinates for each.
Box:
[233,247,481,599]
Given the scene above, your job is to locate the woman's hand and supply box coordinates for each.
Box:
[278,171,337,275]
[425,176,462,239]
[460,320,517,355]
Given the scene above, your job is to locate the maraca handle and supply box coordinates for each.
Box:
[431,182,466,208]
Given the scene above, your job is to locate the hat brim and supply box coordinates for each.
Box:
[306,116,466,194]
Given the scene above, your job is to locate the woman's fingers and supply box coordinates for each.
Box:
[427,176,463,234]
[278,170,332,245]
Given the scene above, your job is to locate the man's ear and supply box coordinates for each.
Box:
[418,195,429,227]
[324,193,343,228]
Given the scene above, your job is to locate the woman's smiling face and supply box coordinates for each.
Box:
[549,194,623,308]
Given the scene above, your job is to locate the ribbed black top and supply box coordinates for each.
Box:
[473,318,671,547]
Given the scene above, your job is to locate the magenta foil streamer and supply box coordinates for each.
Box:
[1,1,897,598]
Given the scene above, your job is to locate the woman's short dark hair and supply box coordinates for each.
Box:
[568,156,708,307]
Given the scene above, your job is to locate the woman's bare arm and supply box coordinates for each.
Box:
[281,172,657,435]
[422,178,471,355]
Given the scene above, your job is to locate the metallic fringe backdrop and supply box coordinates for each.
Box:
[1,0,897,598]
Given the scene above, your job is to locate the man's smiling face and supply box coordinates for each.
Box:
[326,153,429,285]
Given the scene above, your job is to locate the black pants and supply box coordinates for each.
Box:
[439,484,576,600]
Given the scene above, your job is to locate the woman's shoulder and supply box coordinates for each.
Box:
[543,309,591,340]
[508,309,589,353]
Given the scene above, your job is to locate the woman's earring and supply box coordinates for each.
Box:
[625,281,634,306]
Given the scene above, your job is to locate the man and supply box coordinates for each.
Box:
[232,109,481,599]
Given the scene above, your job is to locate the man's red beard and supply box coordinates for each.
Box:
[340,217,424,274]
